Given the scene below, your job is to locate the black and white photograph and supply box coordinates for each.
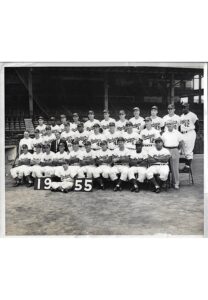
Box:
[4,63,204,235]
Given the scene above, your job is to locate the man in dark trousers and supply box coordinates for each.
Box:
[51,131,68,153]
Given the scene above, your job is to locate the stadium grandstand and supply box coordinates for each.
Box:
[5,66,204,160]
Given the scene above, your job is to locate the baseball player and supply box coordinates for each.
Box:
[84,110,100,131]
[31,129,43,152]
[180,103,199,170]
[19,130,33,154]
[100,109,116,133]
[104,122,121,150]
[53,143,68,171]
[110,137,131,191]
[93,140,113,189]
[162,120,184,189]
[70,113,80,132]
[35,116,46,135]
[146,137,171,193]
[150,106,164,132]
[163,104,180,131]
[139,117,160,153]
[59,114,69,132]
[128,140,148,192]
[66,140,83,178]
[79,141,97,178]
[60,121,75,151]
[116,110,128,132]
[88,123,105,150]
[129,107,145,133]
[50,117,60,133]
[50,160,74,193]
[39,144,56,177]
[10,144,33,187]
[123,121,140,152]
[43,125,56,146]
[30,143,44,179]
[73,122,90,149]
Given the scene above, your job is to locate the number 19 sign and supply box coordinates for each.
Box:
[34,177,52,190]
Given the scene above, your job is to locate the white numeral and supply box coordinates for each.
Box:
[44,178,51,189]
[84,179,92,191]
[75,179,83,191]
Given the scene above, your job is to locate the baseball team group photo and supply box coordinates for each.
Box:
[4,63,204,235]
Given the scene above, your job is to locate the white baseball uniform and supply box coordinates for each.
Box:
[180,112,198,160]
[79,149,97,178]
[110,148,131,181]
[151,116,164,132]
[59,123,71,132]
[100,118,116,133]
[31,136,44,151]
[30,151,43,178]
[129,116,145,132]
[139,127,160,153]
[66,149,83,178]
[19,137,33,152]
[116,119,128,132]
[70,123,79,132]
[163,114,181,131]
[128,149,148,183]
[10,152,33,178]
[51,124,60,133]
[123,131,140,151]
[104,130,121,150]
[36,124,46,135]
[146,147,170,181]
[88,132,105,150]
[93,149,113,179]
[84,119,100,131]
[40,151,56,176]
[73,130,90,149]
[51,166,74,190]
[43,133,56,145]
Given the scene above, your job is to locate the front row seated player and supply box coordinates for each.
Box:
[50,161,74,193]
[146,137,171,193]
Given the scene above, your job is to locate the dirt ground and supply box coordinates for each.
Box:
[5,155,204,235]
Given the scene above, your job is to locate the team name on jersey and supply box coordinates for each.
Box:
[141,133,155,141]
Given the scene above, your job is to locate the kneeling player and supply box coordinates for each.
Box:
[10,144,33,187]
[128,140,148,192]
[110,137,130,191]
[51,161,74,193]
[146,137,171,193]
[93,140,113,189]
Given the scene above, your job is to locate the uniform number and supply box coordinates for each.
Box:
[74,178,93,192]
[34,177,52,190]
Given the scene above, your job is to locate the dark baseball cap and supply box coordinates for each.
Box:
[65,121,70,126]
[77,122,84,127]
[72,139,79,145]
[38,116,44,120]
[136,140,143,145]
[34,129,40,133]
[126,121,133,126]
[59,142,65,147]
[60,114,66,118]
[22,144,28,149]
[119,110,125,115]
[45,125,51,130]
[100,140,107,145]
[117,137,125,142]
[84,141,91,146]
[93,123,100,128]
[109,122,115,127]
[155,137,163,143]
[144,117,152,122]
[133,107,140,111]
[35,143,42,148]
[168,104,175,109]
[88,110,94,114]
[151,106,158,110]
[73,113,79,117]
[45,143,51,148]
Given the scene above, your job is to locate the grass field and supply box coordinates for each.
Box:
[5,155,204,235]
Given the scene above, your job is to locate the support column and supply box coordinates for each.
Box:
[28,68,33,117]
[199,74,202,103]
[170,73,175,105]
[104,77,109,110]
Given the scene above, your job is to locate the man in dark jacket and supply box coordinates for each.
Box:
[50,131,68,153]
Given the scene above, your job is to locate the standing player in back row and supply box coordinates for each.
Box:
[129,107,145,133]
[163,104,180,131]
[150,106,164,132]
[180,103,199,171]
[116,110,128,132]
[139,117,160,153]
[100,109,116,133]
[84,110,100,131]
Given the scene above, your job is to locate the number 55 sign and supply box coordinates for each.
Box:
[74,178,93,192]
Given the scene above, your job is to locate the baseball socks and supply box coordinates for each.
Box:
[130,179,140,192]
[149,177,161,193]
[113,179,123,191]
[95,177,105,190]
[13,177,21,187]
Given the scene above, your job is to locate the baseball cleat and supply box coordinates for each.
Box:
[155,187,161,193]
[13,181,21,187]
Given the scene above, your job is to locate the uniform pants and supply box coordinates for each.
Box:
[10,165,31,178]
[40,166,55,177]
[79,165,97,178]
[146,165,169,181]
[182,130,196,160]
[168,148,180,186]
[51,180,74,190]
[68,166,82,178]
[110,165,129,181]
[128,167,147,183]
[93,165,112,179]
[31,165,43,178]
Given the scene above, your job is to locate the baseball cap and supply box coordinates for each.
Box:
[35,143,42,148]
[72,139,79,145]
[45,143,51,148]
[136,140,143,146]
[155,137,163,143]
[77,122,84,127]
[117,137,125,142]
[38,116,44,120]
[45,125,51,130]
[126,121,133,126]
[73,113,79,117]
[100,140,107,145]
[84,141,91,146]
[50,117,56,120]
[34,129,40,133]
[144,117,152,122]
[93,123,100,128]
[60,114,66,118]
[151,106,158,110]
[103,109,109,114]
[88,110,94,114]
[119,110,125,115]
[59,142,65,147]
[168,104,175,109]
[64,121,70,126]
[22,144,28,149]
[133,107,140,111]
[109,122,115,127]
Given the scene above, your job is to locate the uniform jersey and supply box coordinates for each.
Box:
[36,124,46,134]
[95,149,112,164]
[79,150,96,164]
[43,133,56,145]
[151,116,164,131]
[55,166,74,182]
[100,118,116,133]
[123,131,140,150]
[162,130,183,147]
[139,128,160,146]
[41,151,56,164]
[70,123,79,132]
[73,130,90,147]
[148,147,170,165]
[112,148,131,165]
[51,124,60,133]
[59,123,70,132]
[129,116,145,132]
[88,132,105,150]
[18,152,33,163]
[163,114,181,131]
[84,119,100,131]
[180,112,198,132]
[116,119,128,132]
[19,138,33,151]
[67,149,82,165]
[104,131,121,150]
[54,151,68,162]
[31,152,43,165]
[60,131,75,141]
[130,148,148,160]
[31,137,44,150]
